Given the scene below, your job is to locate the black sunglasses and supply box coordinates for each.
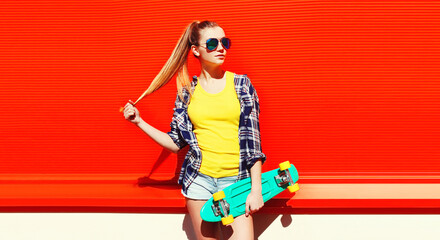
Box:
[203,37,231,51]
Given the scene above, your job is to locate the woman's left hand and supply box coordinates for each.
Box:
[245,190,264,217]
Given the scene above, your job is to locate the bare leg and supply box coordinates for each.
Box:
[221,214,254,240]
[186,198,220,240]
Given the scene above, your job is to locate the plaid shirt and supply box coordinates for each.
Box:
[167,73,266,194]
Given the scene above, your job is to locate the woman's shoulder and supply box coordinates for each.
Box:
[231,72,254,90]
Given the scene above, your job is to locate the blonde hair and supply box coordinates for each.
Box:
[133,20,220,105]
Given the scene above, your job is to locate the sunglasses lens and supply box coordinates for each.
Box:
[206,38,218,51]
[221,38,231,49]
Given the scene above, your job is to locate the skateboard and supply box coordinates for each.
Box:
[200,161,299,225]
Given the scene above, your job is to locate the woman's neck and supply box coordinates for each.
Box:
[198,66,225,84]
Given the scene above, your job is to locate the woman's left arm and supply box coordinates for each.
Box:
[245,159,264,217]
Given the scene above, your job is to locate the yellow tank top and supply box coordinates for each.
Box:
[187,71,241,178]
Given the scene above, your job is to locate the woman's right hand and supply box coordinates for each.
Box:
[123,100,141,125]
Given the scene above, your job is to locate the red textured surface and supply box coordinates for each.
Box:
[1,1,439,211]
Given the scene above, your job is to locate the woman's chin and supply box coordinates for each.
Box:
[215,58,225,64]
[207,60,225,66]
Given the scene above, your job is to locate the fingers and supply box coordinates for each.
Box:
[123,100,137,120]
[251,204,263,214]
[124,101,134,110]
[248,207,258,216]
[124,108,135,117]
[124,100,135,111]
[245,200,264,217]
[245,202,250,217]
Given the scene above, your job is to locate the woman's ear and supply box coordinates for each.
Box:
[191,45,200,57]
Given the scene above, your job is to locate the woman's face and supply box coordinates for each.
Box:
[192,26,227,66]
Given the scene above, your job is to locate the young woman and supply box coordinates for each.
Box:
[122,20,266,240]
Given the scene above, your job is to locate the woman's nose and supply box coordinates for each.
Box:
[217,43,225,51]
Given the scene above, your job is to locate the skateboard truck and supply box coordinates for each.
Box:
[212,199,230,217]
[211,191,235,225]
[275,161,300,193]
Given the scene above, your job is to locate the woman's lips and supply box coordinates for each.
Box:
[216,55,225,58]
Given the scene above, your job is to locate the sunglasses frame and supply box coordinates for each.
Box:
[203,37,231,51]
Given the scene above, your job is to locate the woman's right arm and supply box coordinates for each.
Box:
[135,119,180,154]
[123,100,180,154]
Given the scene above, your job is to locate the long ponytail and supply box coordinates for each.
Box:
[146,20,198,102]
[120,20,220,111]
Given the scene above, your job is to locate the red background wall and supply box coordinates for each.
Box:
[1,1,440,210]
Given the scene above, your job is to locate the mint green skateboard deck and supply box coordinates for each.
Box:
[200,161,299,225]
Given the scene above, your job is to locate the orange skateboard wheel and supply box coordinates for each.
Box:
[221,215,234,225]
[213,191,226,201]
[287,183,300,193]
[279,161,291,171]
